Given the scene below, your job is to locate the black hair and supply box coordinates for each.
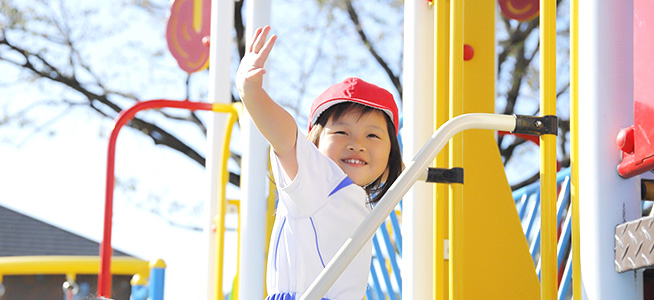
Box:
[307,102,403,204]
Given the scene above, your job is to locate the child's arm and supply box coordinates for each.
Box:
[236,26,299,178]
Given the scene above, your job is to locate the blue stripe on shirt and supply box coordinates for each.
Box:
[274,217,286,271]
[328,177,354,197]
[265,292,330,300]
[309,217,326,268]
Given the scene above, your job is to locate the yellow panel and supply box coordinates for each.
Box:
[460,132,540,299]
[458,0,541,299]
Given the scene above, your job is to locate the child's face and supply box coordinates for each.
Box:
[317,109,391,187]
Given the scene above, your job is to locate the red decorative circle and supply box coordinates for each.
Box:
[498,0,539,22]
[166,0,211,73]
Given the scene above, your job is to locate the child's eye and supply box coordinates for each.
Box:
[334,131,348,135]
[368,134,380,139]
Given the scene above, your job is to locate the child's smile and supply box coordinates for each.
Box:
[342,158,367,166]
[317,109,391,187]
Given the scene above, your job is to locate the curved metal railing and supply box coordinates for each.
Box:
[365,168,573,300]
[99,99,241,298]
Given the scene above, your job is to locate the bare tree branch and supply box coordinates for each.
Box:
[343,0,402,99]
[0,30,242,186]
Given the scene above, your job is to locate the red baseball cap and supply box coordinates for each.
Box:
[308,77,399,133]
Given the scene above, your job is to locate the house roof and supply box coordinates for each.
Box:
[0,204,131,257]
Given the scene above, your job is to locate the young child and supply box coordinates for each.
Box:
[236,26,402,300]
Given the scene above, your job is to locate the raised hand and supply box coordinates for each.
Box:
[234,26,298,177]
[236,26,277,100]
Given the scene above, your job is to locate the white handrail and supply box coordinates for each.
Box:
[299,113,517,300]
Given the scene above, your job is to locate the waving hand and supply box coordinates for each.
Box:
[236,26,277,99]
[235,26,298,179]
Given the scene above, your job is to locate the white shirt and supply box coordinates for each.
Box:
[267,130,373,300]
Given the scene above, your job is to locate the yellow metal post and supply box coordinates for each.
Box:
[539,0,558,299]
[210,103,240,300]
[263,163,277,299]
[570,0,581,298]
[0,256,150,276]
[434,1,450,299]
[226,199,241,300]
[448,0,463,298]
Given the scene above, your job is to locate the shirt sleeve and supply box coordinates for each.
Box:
[270,129,348,216]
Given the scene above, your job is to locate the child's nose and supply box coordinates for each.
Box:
[348,138,365,151]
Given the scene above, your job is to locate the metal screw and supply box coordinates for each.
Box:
[62,281,79,295]
[535,120,543,128]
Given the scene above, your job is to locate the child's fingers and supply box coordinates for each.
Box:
[248,27,263,53]
[252,26,271,54]
[257,34,277,63]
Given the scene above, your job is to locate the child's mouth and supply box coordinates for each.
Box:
[343,158,367,165]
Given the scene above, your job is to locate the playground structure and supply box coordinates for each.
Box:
[0,256,165,300]
[2,0,654,299]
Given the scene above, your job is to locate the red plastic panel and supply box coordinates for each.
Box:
[617,0,654,178]
[166,0,211,73]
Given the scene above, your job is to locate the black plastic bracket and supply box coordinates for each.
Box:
[426,167,464,184]
[513,115,558,136]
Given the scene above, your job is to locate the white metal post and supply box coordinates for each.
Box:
[402,0,435,298]
[578,1,642,299]
[237,1,272,299]
[206,0,234,298]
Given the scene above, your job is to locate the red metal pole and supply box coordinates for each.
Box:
[98,99,214,297]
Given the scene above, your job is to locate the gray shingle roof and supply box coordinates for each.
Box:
[0,205,132,257]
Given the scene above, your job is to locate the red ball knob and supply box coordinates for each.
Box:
[464,44,474,61]
[617,125,635,154]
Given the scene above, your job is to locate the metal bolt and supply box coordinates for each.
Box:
[535,120,543,128]
[62,281,79,295]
